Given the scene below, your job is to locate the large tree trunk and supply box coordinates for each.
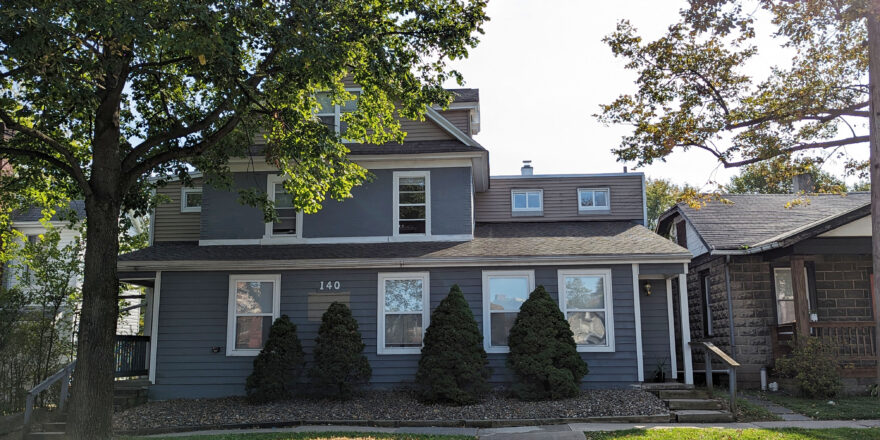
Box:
[868,2,880,384]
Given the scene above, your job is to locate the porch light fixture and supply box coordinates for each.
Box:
[643,281,652,296]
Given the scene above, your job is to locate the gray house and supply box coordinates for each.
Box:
[118,89,694,400]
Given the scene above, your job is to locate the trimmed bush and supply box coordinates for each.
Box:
[775,337,841,398]
[309,302,372,399]
[245,315,305,403]
[416,284,491,404]
[507,285,588,400]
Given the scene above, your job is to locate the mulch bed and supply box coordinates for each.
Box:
[113,389,667,433]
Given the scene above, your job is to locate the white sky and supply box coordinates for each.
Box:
[443,0,869,189]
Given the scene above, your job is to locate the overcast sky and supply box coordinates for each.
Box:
[443,1,868,189]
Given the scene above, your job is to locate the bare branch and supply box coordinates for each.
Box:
[726,101,869,130]
[131,56,191,71]
[688,135,869,168]
[0,146,81,181]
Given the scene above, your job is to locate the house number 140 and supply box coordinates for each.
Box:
[320,281,341,291]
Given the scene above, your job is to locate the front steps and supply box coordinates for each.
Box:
[639,383,734,422]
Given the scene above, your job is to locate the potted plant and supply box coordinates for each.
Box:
[652,359,667,383]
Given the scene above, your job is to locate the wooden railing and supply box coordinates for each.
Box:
[773,321,878,377]
[115,335,150,377]
[689,341,740,413]
[23,360,75,432]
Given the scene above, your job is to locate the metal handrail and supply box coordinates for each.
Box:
[689,341,740,413]
[23,360,76,429]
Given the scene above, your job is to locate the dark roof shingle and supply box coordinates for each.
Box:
[11,200,86,223]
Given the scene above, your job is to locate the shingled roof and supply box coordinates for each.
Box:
[11,200,86,223]
[659,193,870,252]
[119,221,689,270]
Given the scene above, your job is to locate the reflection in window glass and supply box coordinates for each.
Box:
[511,190,542,211]
[487,275,530,347]
[397,176,427,234]
[561,273,610,347]
[578,189,610,210]
[273,183,297,235]
[379,274,428,352]
[232,279,276,351]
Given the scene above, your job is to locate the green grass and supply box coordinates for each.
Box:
[119,432,474,440]
[763,393,880,420]
[583,428,880,440]
[711,390,781,421]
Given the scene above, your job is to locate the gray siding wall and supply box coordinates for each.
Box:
[200,168,473,241]
[474,175,645,223]
[438,109,470,134]
[153,179,203,242]
[640,279,672,380]
[150,264,645,400]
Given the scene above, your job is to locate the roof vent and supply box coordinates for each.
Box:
[521,160,533,176]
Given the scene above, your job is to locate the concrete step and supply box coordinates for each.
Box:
[114,379,150,390]
[637,382,694,391]
[674,409,735,423]
[665,398,723,410]
[26,432,66,440]
[41,422,66,432]
[657,389,709,399]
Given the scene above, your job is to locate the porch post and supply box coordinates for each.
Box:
[148,272,162,384]
[791,257,810,339]
[666,277,678,379]
[632,264,644,382]
[679,270,694,385]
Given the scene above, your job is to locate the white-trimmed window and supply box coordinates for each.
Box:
[482,270,535,353]
[316,89,360,140]
[393,171,431,236]
[577,188,610,212]
[558,269,615,352]
[511,189,543,213]
[377,272,430,354]
[265,175,302,239]
[180,187,202,213]
[227,274,281,356]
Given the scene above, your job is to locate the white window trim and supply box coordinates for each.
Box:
[557,269,615,353]
[180,187,203,213]
[482,270,535,354]
[392,171,431,238]
[510,189,543,212]
[264,174,303,240]
[317,87,361,144]
[377,271,431,355]
[226,274,282,357]
[577,188,611,212]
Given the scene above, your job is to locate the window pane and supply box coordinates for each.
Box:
[384,279,424,312]
[316,92,333,114]
[594,190,607,207]
[185,192,202,208]
[513,193,527,209]
[235,281,274,313]
[564,276,605,309]
[778,300,795,324]
[490,312,518,346]
[399,205,426,220]
[488,277,529,311]
[399,192,426,204]
[274,184,294,208]
[319,115,336,131]
[235,316,272,349]
[774,269,794,300]
[580,191,594,207]
[527,192,541,208]
[273,216,297,235]
[568,311,607,346]
[384,314,422,347]
[399,177,425,192]
[341,92,359,112]
[399,220,426,234]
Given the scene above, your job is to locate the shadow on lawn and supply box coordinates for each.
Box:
[583,428,880,440]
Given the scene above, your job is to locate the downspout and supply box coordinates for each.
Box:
[724,255,736,349]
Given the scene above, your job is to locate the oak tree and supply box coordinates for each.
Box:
[0,1,487,437]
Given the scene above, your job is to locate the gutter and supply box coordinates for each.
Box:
[724,255,736,350]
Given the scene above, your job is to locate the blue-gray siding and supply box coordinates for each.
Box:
[201,173,268,240]
[150,264,672,400]
[639,279,671,380]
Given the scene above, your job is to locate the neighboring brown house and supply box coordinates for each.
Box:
[657,192,876,389]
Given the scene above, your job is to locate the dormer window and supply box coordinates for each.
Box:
[180,187,202,213]
[264,175,302,239]
[316,90,359,138]
[511,190,542,214]
[578,188,610,212]
[393,171,431,236]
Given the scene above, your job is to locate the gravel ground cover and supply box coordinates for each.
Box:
[113,389,667,432]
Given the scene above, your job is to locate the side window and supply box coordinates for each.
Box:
[393,171,430,236]
[226,274,281,356]
[700,271,712,336]
[511,189,543,214]
[180,187,202,213]
[482,270,535,353]
[558,269,615,352]
[577,188,610,212]
[377,272,430,354]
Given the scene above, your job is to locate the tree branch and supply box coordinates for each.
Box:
[726,101,869,130]
[0,147,80,181]
[130,56,191,71]
[689,135,869,168]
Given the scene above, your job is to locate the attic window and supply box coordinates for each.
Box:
[577,188,610,212]
[316,90,359,140]
[180,187,202,213]
[511,190,542,213]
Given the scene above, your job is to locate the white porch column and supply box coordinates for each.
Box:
[666,277,677,379]
[148,271,162,384]
[679,270,694,385]
[632,264,644,382]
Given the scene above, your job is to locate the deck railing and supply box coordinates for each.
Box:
[773,321,878,377]
[115,335,150,377]
[689,341,740,413]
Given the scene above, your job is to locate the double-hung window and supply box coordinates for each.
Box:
[180,187,202,213]
[511,189,542,214]
[377,272,430,354]
[227,274,281,356]
[558,269,615,352]
[393,171,430,236]
[577,188,610,212]
[265,175,301,239]
[482,270,535,353]
[316,90,359,139]
[773,267,810,325]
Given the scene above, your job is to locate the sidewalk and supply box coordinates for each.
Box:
[146,420,880,439]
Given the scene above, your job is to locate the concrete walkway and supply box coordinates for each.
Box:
[145,420,880,439]
[740,395,811,421]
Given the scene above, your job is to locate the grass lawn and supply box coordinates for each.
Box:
[763,393,880,420]
[712,390,781,421]
[120,432,474,440]
[583,428,880,440]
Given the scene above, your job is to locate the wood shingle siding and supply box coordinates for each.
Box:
[153,180,201,242]
[475,175,645,223]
